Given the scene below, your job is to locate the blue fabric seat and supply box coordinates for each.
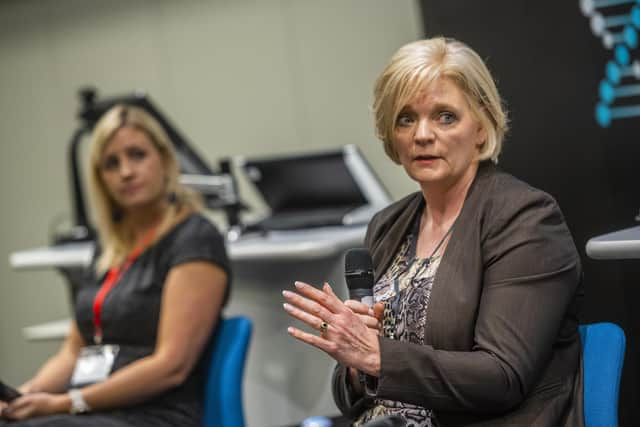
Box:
[579,322,626,427]
[203,316,253,427]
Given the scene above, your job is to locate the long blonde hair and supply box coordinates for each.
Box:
[87,104,203,273]
[373,37,509,164]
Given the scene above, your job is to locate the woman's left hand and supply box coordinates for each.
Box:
[283,281,381,376]
[1,392,68,420]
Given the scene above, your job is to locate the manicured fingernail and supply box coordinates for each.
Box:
[294,281,303,289]
[282,290,292,297]
[287,326,294,334]
[283,303,292,310]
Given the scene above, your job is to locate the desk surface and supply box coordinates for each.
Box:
[9,224,367,270]
[585,225,640,260]
[22,319,70,341]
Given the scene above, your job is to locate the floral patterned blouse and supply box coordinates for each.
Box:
[354,216,452,427]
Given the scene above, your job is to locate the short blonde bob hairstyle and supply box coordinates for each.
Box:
[88,104,203,272]
[373,37,508,164]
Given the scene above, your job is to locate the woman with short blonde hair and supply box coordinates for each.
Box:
[373,37,508,164]
[284,37,583,427]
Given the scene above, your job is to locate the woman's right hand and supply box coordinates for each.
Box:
[1,392,70,420]
[284,282,383,376]
[344,300,384,334]
[0,383,31,419]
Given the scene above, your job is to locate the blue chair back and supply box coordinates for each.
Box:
[203,315,253,427]
[579,322,625,427]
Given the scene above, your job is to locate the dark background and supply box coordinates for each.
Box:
[418,1,640,425]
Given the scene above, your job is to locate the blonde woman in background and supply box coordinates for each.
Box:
[0,105,231,426]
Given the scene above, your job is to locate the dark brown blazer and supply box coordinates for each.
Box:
[333,162,584,426]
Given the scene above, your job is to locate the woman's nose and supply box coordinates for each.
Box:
[119,159,134,178]
[413,118,433,144]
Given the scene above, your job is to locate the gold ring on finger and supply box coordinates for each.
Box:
[319,321,329,334]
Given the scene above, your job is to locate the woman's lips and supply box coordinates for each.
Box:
[121,184,142,195]
[413,155,439,163]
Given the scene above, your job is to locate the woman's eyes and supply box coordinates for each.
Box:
[102,156,119,171]
[101,148,147,171]
[396,114,414,127]
[438,111,456,124]
[396,111,457,127]
[129,148,147,160]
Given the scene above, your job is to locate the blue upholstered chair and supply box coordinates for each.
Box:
[203,315,253,427]
[579,322,626,427]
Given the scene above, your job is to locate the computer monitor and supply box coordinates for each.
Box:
[236,145,390,231]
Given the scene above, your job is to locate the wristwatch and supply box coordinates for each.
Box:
[68,389,91,415]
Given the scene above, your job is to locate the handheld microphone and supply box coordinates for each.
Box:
[344,248,374,306]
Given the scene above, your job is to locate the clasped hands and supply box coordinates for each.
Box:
[0,382,71,421]
[0,389,68,421]
[283,281,384,377]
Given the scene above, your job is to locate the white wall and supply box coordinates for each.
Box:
[0,0,423,423]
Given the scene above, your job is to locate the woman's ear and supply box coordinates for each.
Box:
[476,123,488,148]
[472,104,490,148]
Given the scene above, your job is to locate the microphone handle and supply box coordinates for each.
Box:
[349,288,374,306]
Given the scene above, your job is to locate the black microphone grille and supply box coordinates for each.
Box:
[344,248,372,273]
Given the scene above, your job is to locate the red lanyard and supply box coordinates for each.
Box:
[92,228,157,344]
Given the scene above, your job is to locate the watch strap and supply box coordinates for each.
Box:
[68,388,91,415]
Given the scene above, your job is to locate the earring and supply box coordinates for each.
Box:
[112,209,123,223]
[167,191,178,204]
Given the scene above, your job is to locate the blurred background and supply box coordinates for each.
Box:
[2,0,640,426]
[0,1,422,426]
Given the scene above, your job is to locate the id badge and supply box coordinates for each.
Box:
[70,345,119,387]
